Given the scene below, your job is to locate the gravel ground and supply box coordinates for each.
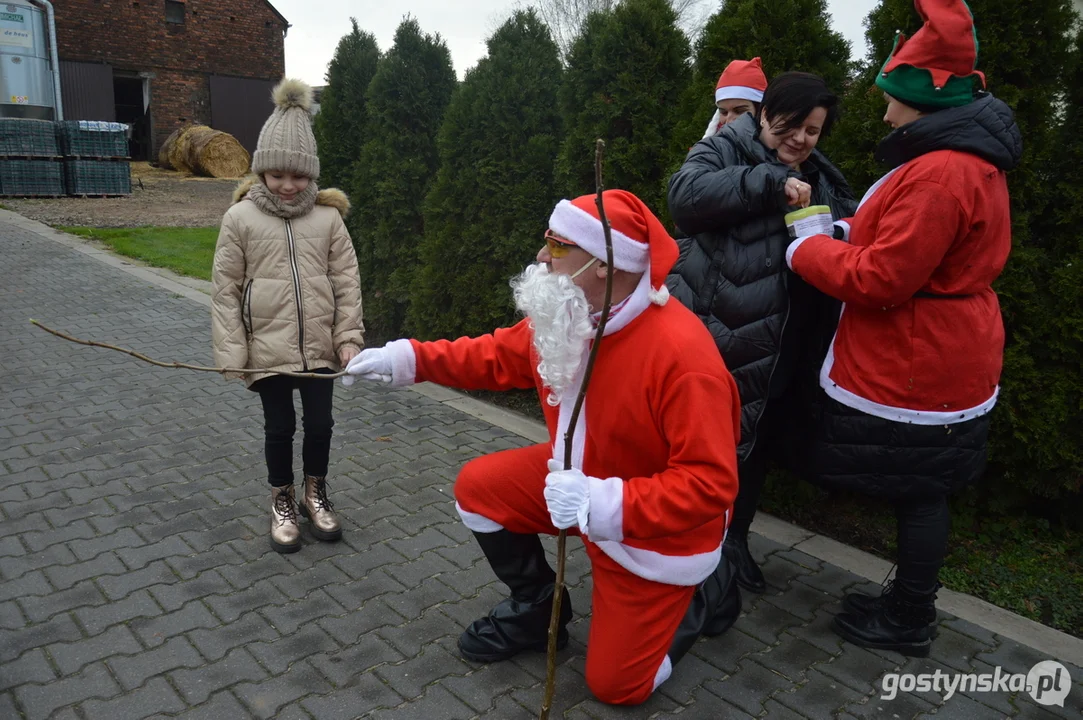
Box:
[2,162,237,228]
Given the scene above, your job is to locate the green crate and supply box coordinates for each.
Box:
[56,121,130,158]
[0,158,65,197]
[64,159,131,196]
[0,118,59,156]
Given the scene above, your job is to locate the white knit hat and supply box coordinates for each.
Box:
[251,78,320,179]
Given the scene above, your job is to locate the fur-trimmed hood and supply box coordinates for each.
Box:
[232,175,351,218]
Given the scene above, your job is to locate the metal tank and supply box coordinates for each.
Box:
[0,2,56,120]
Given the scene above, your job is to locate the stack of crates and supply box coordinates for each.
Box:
[0,118,65,197]
[56,121,132,197]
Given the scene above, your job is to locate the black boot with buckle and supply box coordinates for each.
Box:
[458,530,572,663]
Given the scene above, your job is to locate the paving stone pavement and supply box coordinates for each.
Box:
[1,221,1081,720]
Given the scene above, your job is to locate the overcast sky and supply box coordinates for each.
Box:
[271,0,880,86]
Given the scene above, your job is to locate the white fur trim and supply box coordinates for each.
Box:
[648,282,669,306]
[593,541,722,587]
[587,476,624,542]
[714,86,764,103]
[456,502,505,533]
[702,109,722,139]
[834,220,851,242]
[786,236,813,270]
[549,200,649,273]
[385,338,416,387]
[652,655,673,691]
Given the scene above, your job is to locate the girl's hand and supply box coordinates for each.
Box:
[785,178,812,208]
[339,346,359,368]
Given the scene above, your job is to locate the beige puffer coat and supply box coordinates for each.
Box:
[211,177,365,388]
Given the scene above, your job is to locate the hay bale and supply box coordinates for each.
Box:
[157,127,183,170]
[184,125,251,179]
[168,126,195,174]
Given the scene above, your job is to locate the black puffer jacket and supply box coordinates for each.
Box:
[666,113,857,461]
[806,93,1022,501]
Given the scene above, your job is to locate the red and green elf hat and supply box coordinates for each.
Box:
[876,0,987,109]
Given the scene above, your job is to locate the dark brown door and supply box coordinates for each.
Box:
[209,75,276,155]
[60,61,116,121]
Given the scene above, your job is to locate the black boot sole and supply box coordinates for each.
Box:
[269,537,301,554]
[299,506,343,542]
[458,630,569,663]
[736,577,766,594]
[831,616,932,657]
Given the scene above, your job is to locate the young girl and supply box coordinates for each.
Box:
[211,78,364,554]
[702,57,768,139]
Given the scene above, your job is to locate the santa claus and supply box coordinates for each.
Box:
[344,190,742,705]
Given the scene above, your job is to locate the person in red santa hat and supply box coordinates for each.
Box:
[785,0,1022,656]
[703,57,769,139]
[344,190,743,705]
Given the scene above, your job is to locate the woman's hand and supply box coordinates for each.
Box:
[339,345,360,368]
[785,178,812,208]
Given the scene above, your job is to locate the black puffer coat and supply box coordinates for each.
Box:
[666,113,857,461]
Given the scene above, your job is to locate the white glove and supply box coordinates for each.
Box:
[342,347,392,387]
[544,459,590,533]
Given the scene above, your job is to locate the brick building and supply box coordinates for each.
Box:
[54,0,288,160]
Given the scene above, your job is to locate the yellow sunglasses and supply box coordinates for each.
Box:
[544,230,577,258]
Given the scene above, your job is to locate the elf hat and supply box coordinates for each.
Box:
[876,0,986,109]
[715,57,768,104]
[548,190,677,306]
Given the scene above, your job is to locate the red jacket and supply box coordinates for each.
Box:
[407,282,741,586]
[787,148,1011,423]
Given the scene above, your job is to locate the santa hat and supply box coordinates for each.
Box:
[876,0,986,109]
[548,189,678,306]
[715,57,768,104]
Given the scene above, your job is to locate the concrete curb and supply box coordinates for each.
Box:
[8,209,1081,668]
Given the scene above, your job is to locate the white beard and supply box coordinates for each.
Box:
[510,263,594,406]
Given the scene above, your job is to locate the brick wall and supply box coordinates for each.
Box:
[55,0,287,152]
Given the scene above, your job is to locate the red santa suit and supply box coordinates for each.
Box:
[379,192,741,704]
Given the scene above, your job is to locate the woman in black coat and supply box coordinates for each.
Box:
[667,72,858,592]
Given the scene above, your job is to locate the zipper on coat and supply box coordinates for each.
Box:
[242,279,254,335]
[284,219,308,371]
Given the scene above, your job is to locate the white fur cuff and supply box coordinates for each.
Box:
[587,475,624,542]
[386,338,417,387]
[786,236,813,271]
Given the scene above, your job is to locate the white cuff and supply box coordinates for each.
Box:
[834,220,851,242]
[587,476,624,542]
[786,236,814,270]
[385,338,416,387]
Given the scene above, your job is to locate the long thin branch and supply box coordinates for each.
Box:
[540,139,616,720]
[29,319,348,379]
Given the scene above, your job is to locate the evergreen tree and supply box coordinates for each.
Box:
[673,0,852,151]
[556,0,691,218]
[407,10,564,341]
[312,19,380,191]
[348,18,457,342]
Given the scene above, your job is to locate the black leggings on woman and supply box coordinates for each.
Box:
[893,495,950,597]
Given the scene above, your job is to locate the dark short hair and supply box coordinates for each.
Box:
[758,72,839,137]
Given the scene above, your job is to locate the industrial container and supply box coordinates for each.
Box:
[0,2,57,120]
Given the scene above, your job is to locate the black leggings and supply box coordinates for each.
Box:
[893,495,950,597]
[255,372,335,487]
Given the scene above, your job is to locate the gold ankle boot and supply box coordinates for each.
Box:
[301,474,342,541]
[270,485,301,554]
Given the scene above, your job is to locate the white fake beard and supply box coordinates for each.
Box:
[510,263,594,406]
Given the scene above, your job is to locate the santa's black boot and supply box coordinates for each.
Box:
[666,554,743,666]
[458,530,572,663]
[832,584,937,657]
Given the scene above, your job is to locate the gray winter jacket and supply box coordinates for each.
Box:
[666,113,857,461]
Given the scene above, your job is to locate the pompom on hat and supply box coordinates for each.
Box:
[251,78,320,179]
[548,190,678,306]
[876,0,986,109]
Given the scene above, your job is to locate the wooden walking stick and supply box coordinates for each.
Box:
[539,139,616,720]
[28,319,349,380]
